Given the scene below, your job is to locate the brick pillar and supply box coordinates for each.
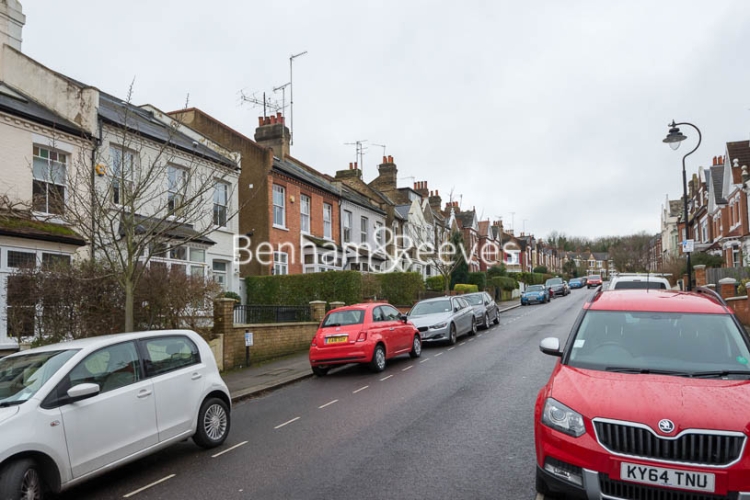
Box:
[719,277,738,300]
[309,300,326,322]
[693,265,707,287]
[213,298,236,369]
[329,301,345,310]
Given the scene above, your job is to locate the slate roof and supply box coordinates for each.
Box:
[340,185,386,215]
[394,204,411,220]
[456,211,476,229]
[0,83,85,137]
[99,93,237,170]
[710,165,727,205]
[273,157,339,196]
[122,214,216,245]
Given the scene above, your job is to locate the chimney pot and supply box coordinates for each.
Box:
[264,116,271,125]
[436,190,439,196]
[354,162,358,169]
[271,116,278,124]
[258,117,264,127]
[388,155,393,163]
[276,111,282,119]
[382,156,387,164]
[280,116,285,124]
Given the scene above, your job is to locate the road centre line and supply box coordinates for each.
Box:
[353,385,369,393]
[468,338,475,342]
[402,365,413,371]
[447,347,456,351]
[420,358,430,363]
[434,352,443,357]
[275,417,300,429]
[380,375,393,381]
[318,399,339,409]
[459,342,467,346]
[123,474,176,498]
[211,441,248,458]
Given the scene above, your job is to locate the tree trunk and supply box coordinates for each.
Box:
[125,279,134,332]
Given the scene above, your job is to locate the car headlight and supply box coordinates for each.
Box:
[542,398,586,437]
[430,322,448,330]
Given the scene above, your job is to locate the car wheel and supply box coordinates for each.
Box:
[0,458,44,500]
[193,397,230,449]
[483,312,490,329]
[493,310,500,325]
[409,335,422,358]
[312,366,329,377]
[448,323,457,345]
[469,317,477,336]
[370,344,387,372]
[521,301,526,306]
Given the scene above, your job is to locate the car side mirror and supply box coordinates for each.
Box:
[539,337,562,357]
[399,314,408,323]
[67,383,100,403]
[454,306,460,312]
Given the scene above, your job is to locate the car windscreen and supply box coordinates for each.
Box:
[527,285,545,292]
[566,311,750,376]
[612,281,667,290]
[322,310,365,327]
[410,299,452,316]
[545,278,562,286]
[463,295,483,305]
[0,349,79,406]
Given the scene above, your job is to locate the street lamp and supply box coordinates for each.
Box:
[662,120,702,291]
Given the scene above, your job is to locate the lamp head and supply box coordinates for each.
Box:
[663,122,687,150]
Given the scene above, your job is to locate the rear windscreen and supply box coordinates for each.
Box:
[613,281,667,290]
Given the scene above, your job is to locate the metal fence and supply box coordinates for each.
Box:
[233,305,312,325]
[706,267,750,286]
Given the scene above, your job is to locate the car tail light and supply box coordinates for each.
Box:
[311,337,317,347]
[356,331,367,342]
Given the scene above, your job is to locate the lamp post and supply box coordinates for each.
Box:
[662,120,702,291]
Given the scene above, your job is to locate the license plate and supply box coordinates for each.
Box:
[325,336,348,344]
[620,462,715,492]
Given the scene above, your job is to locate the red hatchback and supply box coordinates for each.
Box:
[535,289,750,499]
[309,303,421,376]
[587,274,603,288]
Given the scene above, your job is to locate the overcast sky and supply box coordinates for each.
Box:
[21,1,750,240]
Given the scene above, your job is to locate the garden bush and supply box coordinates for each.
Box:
[453,284,479,294]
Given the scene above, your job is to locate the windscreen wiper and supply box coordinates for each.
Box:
[605,367,692,376]
[690,370,750,378]
[0,400,24,408]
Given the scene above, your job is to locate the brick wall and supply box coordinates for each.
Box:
[223,322,317,369]
[728,297,750,326]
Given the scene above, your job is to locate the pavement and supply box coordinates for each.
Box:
[223,298,521,402]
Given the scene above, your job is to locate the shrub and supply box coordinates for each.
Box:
[533,266,548,274]
[467,272,487,290]
[220,291,241,303]
[375,272,424,306]
[426,275,445,291]
[453,284,479,294]
[491,276,518,291]
[487,264,507,278]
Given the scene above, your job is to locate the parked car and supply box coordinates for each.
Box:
[309,303,421,376]
[569,278,584,289]
[521,284,550,305]
[462,291,500,329]
[535,288,750,499]
[0,330,231,499]
[407,296,476,345]
[586,274,602,288]
[608,272,672,290]
[579,276,588,287]
[546,277,568,297]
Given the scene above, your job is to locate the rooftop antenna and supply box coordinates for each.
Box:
[510,212,515,232]
[373,143,387,157]
[273,81,291,118]
[290,50,308,146]
[239,90,282,117]
[345,139,368,175]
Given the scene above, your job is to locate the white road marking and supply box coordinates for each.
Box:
[123,474,176,498]
[447,347,456,351]
[212,441,248,458]
[468,338,475,342]
[402,365,413,371]
[435,352,443,357]
[275,417,300,429]
[420,358,430,363]
[478,334,483,337]
[353,385,369,394]
[380,375,393,381]
[318,399,339,409]
[459,342,467,346]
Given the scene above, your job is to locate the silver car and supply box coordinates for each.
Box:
[407,296,476,345]
[462,292,500,330]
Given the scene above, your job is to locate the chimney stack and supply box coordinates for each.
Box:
[254,113,291,159]
[0,0,25,52]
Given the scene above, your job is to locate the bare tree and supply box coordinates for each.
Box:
[62,85,244,332]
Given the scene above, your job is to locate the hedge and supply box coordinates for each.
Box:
[490,276,518,291]
[244,271,424,306]
[426,275,445,291]
[467,272,487,291]
[454,284,479,294]
[513,272,550,285]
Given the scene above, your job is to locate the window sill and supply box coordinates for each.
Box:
[273,225,289,232]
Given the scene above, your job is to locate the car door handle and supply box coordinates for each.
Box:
[191,373,202,380]
[389,327,395,331]
[137,389,152,398]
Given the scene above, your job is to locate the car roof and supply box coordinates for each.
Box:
[586,290,729,314]
[329,303,376,312]
[7,329,203,356]
[415,296,452,303]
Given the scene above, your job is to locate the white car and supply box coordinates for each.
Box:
[608,272,672,290]
[0,329,231,499]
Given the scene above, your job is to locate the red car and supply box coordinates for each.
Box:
[587,274,603,288]
[535,289,750,499]
[309,303,421,376]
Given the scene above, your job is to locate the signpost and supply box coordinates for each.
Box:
[682,239,694,254]
[244,330,253,367]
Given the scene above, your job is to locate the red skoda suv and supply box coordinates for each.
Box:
[535,289,750,499]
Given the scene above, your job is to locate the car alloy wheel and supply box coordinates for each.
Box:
[0,459,43,500]
[409,335,422,358]
[370,344,387,372]
[194,397,230,448]
[21,465,42,500]
[470,317,477,335]
[449,323,457,345]
[493,310,500,324]
[484,312,490,329]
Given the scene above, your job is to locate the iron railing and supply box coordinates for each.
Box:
[233,305,312,325]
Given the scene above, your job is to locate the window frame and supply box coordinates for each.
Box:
[360,216,368,244]
[343,210,352,243]
[273,185,286,228]
[300,194,311,234]
[139,335,201,378]
[323,203,332,239]
[32,145,67,215]
[274,251,289,275]
[213,180,229,227]
[109,145,136,206]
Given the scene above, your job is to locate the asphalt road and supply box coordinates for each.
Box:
[59,289,595,500]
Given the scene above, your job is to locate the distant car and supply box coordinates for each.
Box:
[609,273,671,290]
[462,291,500,329]
[407,296,476,345]
[309,303,421,376]
[546,277,568,297]
[587,275,602,288]
[579,277,588,287]
[535,288,750,499]
[521,284,550,305]
[569,278,584,289]
[0,330,231,499]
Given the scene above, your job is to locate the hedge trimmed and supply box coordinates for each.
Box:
[512,272,550,285]
[376,272,424,306]
[426,275,445,292]
[467,272,487,291]
[454,284,479,294]
[491,276,518,291]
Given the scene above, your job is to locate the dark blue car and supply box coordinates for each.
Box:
[569,278,584,289]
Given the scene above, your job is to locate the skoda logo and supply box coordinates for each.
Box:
[658,419,675,433]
